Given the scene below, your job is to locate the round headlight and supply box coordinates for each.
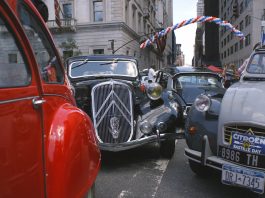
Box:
[194,95,211,112]
[139,120,152,134]
[146,82,162,100]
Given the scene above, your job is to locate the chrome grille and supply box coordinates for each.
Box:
[224,125,265,143]
[91,80,133,143]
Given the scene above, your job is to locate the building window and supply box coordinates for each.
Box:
[132,5,137,29]
[239,2,244,14]
[125,0,129,24]
[138,13,142,34]
[245,34,251,46]
[230,46,233,54]
[245,0,250,8]
[93,49,104,54]
[240,39,244,49]
[224,38,226,46]
[93,1,103,22]
[245,15,251,27]
[8,53,18,63]
[221,41,223,48]
[63,3,72,18]
[143,19,146,34]
[235,43,238,52]
[239,20,244,31]
[224,51,226,58]
[228,48,230,56]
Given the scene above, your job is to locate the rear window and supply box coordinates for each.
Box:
[175,74,222,88]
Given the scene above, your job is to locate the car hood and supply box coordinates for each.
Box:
[177,86,225,105]
[219,81,265,124]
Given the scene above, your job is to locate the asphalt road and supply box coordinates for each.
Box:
[95,140,263,198]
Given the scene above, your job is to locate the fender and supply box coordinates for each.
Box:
[45,103,100,198]
[185,97,223,155]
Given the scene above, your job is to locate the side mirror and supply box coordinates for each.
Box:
[32,0,49,22]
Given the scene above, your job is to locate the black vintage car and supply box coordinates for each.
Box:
[161,65,226,122]
[65,55,183,158]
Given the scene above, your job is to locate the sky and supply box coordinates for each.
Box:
[173,0,197,65]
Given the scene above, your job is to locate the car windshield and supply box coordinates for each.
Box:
[174,74,222,88]
[69,60,138,78]
[246,53,265,74]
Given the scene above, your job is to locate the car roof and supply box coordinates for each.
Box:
[162,65,218,76]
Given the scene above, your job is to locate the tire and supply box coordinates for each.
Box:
[160,140,175,159]
[85,183,95,198]
[188,160,209,177]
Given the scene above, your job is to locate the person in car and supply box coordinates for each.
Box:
[148,65,156,82]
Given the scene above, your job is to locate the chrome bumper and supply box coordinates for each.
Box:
[185,135,241,171]
[100,132,184,152]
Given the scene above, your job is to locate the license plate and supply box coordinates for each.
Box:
[219,146,265,168]
[222,164,265,194]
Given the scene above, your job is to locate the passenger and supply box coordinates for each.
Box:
[148,65,156,82]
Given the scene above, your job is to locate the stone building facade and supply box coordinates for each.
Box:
[219,0,265,68]
[43,0,174,70]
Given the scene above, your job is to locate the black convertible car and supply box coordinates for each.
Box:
[65,55,183,158]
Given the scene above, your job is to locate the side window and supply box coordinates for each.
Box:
[17,2,64,84]
[0,17,30,88]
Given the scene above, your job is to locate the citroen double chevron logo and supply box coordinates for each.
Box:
[92,81,133,141]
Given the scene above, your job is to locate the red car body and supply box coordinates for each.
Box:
[0,0,100,197]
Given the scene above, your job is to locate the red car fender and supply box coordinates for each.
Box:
[45,104,100,198]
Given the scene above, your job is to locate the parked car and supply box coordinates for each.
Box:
[185,46,265,195]
[65,55,183,158]
[161,66,225,122]
[0,1,100,197]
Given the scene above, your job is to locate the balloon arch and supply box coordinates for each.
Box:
[140,16,245,49]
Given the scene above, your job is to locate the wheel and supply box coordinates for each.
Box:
[85,183,95,198]
[188,160,209,177]
[160,139,175,159]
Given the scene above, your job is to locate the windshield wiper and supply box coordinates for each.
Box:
[71,59,89,69]
[99,59,118,65]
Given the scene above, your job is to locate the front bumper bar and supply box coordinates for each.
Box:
[185,135,240,171]
[100,132,184,152]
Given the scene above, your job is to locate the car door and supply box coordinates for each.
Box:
[0,2,45,197]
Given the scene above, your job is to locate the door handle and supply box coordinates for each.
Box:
[32,97,46,109]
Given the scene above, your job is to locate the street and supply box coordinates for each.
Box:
[96,140,261,198]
